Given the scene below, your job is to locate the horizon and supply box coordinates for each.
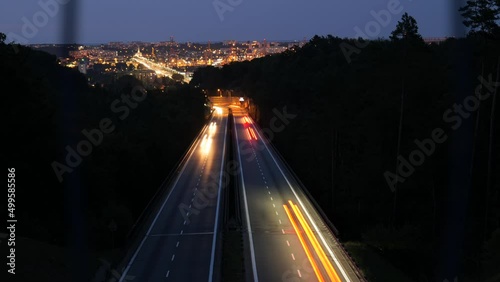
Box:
[22,35,456,47]
[3,1,500,281]
[1,0,459,45]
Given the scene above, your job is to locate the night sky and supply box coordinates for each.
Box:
[1,0,459,44]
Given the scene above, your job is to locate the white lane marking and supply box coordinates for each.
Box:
[291,253,295,260]
[281,228,285,234]
[287,240,290,247]
[235,117,259,282]
[279,219,282,224]
[252,123,352,282]
[273,204,275,208]
[166,270,170,277]
[297,269,302,277]
[150,232,213,236]
[176,241,180,247]
[180,230,183,235]
[119,118,214,282]
[171,254,175,261]
[208,115,228,282]
[276,211,279,216]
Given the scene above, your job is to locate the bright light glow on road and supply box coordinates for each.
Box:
[249,128,257,140]
[283,204,325,282]
[251,123,352,282]
[209,122,217,134]
[213,107,223,115]
[200,134,212,154]
[132,54,191,82]
[243,116,252,124]
[246,127,257,141]
[290,201,341,282]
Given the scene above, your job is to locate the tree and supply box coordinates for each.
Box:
[172,73,184,82]
[0,32,5,44]
[459,0,500,36]
[390,13,423,42]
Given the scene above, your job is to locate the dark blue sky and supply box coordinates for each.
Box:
[1,0,461,44]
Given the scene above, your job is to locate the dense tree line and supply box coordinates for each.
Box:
[2,36,209,279]
[2,2,499,279]
[190,32,499,281]
[460,0,500,38]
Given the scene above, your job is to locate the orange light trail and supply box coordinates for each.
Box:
[244,116,252,124]
[290,201,341,282]
[249,128,257,140]
[283,204,325,282]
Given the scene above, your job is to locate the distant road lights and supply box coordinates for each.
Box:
[200,134,212,154]
[247,127,257,141]
[213,106,223,115]
[239,97,245,102]
[209,122,217,134]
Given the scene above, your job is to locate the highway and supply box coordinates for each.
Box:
[119,108,227,282]
[232,106,363,282]
[132,54,191,83]
[117,98,363,282]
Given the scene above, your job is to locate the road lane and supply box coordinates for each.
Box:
[118,101,363,282]
[119,111,228,282]
[233,107,363,282]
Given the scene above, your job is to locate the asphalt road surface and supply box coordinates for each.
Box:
[232,106,362,282]
[119,110,228,282]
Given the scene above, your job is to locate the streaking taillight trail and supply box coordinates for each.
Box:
[284,200,341,282]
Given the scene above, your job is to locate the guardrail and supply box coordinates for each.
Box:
[250,116,368,282]
[112,115,213,276]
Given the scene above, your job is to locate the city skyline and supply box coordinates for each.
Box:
[1,0,457,45]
